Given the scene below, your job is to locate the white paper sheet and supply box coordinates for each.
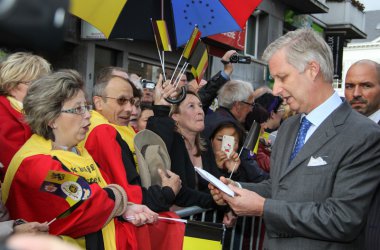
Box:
[194,167,235,197]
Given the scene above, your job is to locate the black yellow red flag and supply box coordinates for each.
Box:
[188,42,208,83]
[183,27,201,59]
[151,20,172,52]
[183,221,225,249]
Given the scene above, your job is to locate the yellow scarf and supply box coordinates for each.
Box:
[2,134,116,250]
[6,96,23,112]
[85,111,139,171]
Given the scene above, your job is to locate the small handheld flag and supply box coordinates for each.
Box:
[183,27,201,60]
[229,121,261,178]
[170,26,201,86]
[188,42,208,84]
[151,20,172,52]
[151,19,173,80]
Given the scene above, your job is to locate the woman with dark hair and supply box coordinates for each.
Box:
[2,70,157,250]
[202,116,247,181]
[245,93,284,172]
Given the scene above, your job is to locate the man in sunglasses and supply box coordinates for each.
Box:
[80,67,181,214]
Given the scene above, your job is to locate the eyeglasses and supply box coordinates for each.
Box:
[240,101,256,108]
[104,96,136,106]
[61,104,93,115]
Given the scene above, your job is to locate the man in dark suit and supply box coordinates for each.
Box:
[345,59,380,249]
[210,28,380,249]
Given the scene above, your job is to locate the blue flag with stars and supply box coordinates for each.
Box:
[171,0,241,46]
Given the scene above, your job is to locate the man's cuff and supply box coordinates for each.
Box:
[220,71,230,81]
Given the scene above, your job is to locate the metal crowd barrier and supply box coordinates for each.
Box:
[176,206,265,250]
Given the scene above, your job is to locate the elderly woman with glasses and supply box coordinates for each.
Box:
[0,52,51,179]
[2,70,158,250]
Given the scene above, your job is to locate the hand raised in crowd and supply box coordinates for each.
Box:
[158,169,182,195]
[222,50,237,76]
[123,204,158,226]
[154,74,178,106]
[208,176,238,206]
[14,221,49,234]
[214,150,240,173]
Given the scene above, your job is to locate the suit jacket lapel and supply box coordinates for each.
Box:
[279,102,350,181]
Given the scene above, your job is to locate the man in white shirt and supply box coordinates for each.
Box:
[344,59,380,250]
[209,28,380,250]
[345,59,380,124]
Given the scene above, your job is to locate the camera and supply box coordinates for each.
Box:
[229,54,252,64]
[141,79,155,90]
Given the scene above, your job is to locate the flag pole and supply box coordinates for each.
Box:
[174,62,189,89]
[228,147,244,179]
[169,55,184,83]
[47,217,57,226]
[229,121,261,179]
[170,26,200,84]
[150,18,167,81]
[124,216,188,224]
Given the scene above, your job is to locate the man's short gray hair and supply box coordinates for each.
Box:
[217,80,254,109]
[262,28,334,83]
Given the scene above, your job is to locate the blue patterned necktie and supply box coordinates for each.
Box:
[290,117,312,162]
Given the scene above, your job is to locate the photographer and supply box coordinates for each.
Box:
[141,79,156,105]
[197,50,236,113]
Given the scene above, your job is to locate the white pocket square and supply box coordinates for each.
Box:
[307,156,327,167]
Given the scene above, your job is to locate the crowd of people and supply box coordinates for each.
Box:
[0,28,379,250]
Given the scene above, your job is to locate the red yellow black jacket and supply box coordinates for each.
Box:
[82,111,176,212]
[0,96,32,180]
[2,134,137,250]
[81,111,143,204]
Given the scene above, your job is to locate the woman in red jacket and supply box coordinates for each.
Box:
[2,70,157,250]
[0,52,51,180]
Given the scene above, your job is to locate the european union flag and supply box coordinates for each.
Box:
[171,0,241,46]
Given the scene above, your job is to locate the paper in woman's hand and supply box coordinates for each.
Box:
[194,167,235,197]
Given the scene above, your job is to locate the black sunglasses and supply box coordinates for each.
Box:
[104,96,136,106]
[240,101,256,107]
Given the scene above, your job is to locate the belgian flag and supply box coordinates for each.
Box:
[188,41,208,84]
[183,27,201,59]
[151,19,172,52]
[183,221,225,250]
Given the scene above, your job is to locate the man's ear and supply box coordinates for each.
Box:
[307,61,320,81]
[93,96,103,111]
[230,102,241,116]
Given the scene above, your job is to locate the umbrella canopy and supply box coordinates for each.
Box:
[70,0,127,38]
[70,0,262,47]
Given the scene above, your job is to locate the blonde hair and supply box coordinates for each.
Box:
[0,52,51,96]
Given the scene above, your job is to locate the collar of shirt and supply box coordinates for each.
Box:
[368,109,380,124]
[301,91,342,142]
